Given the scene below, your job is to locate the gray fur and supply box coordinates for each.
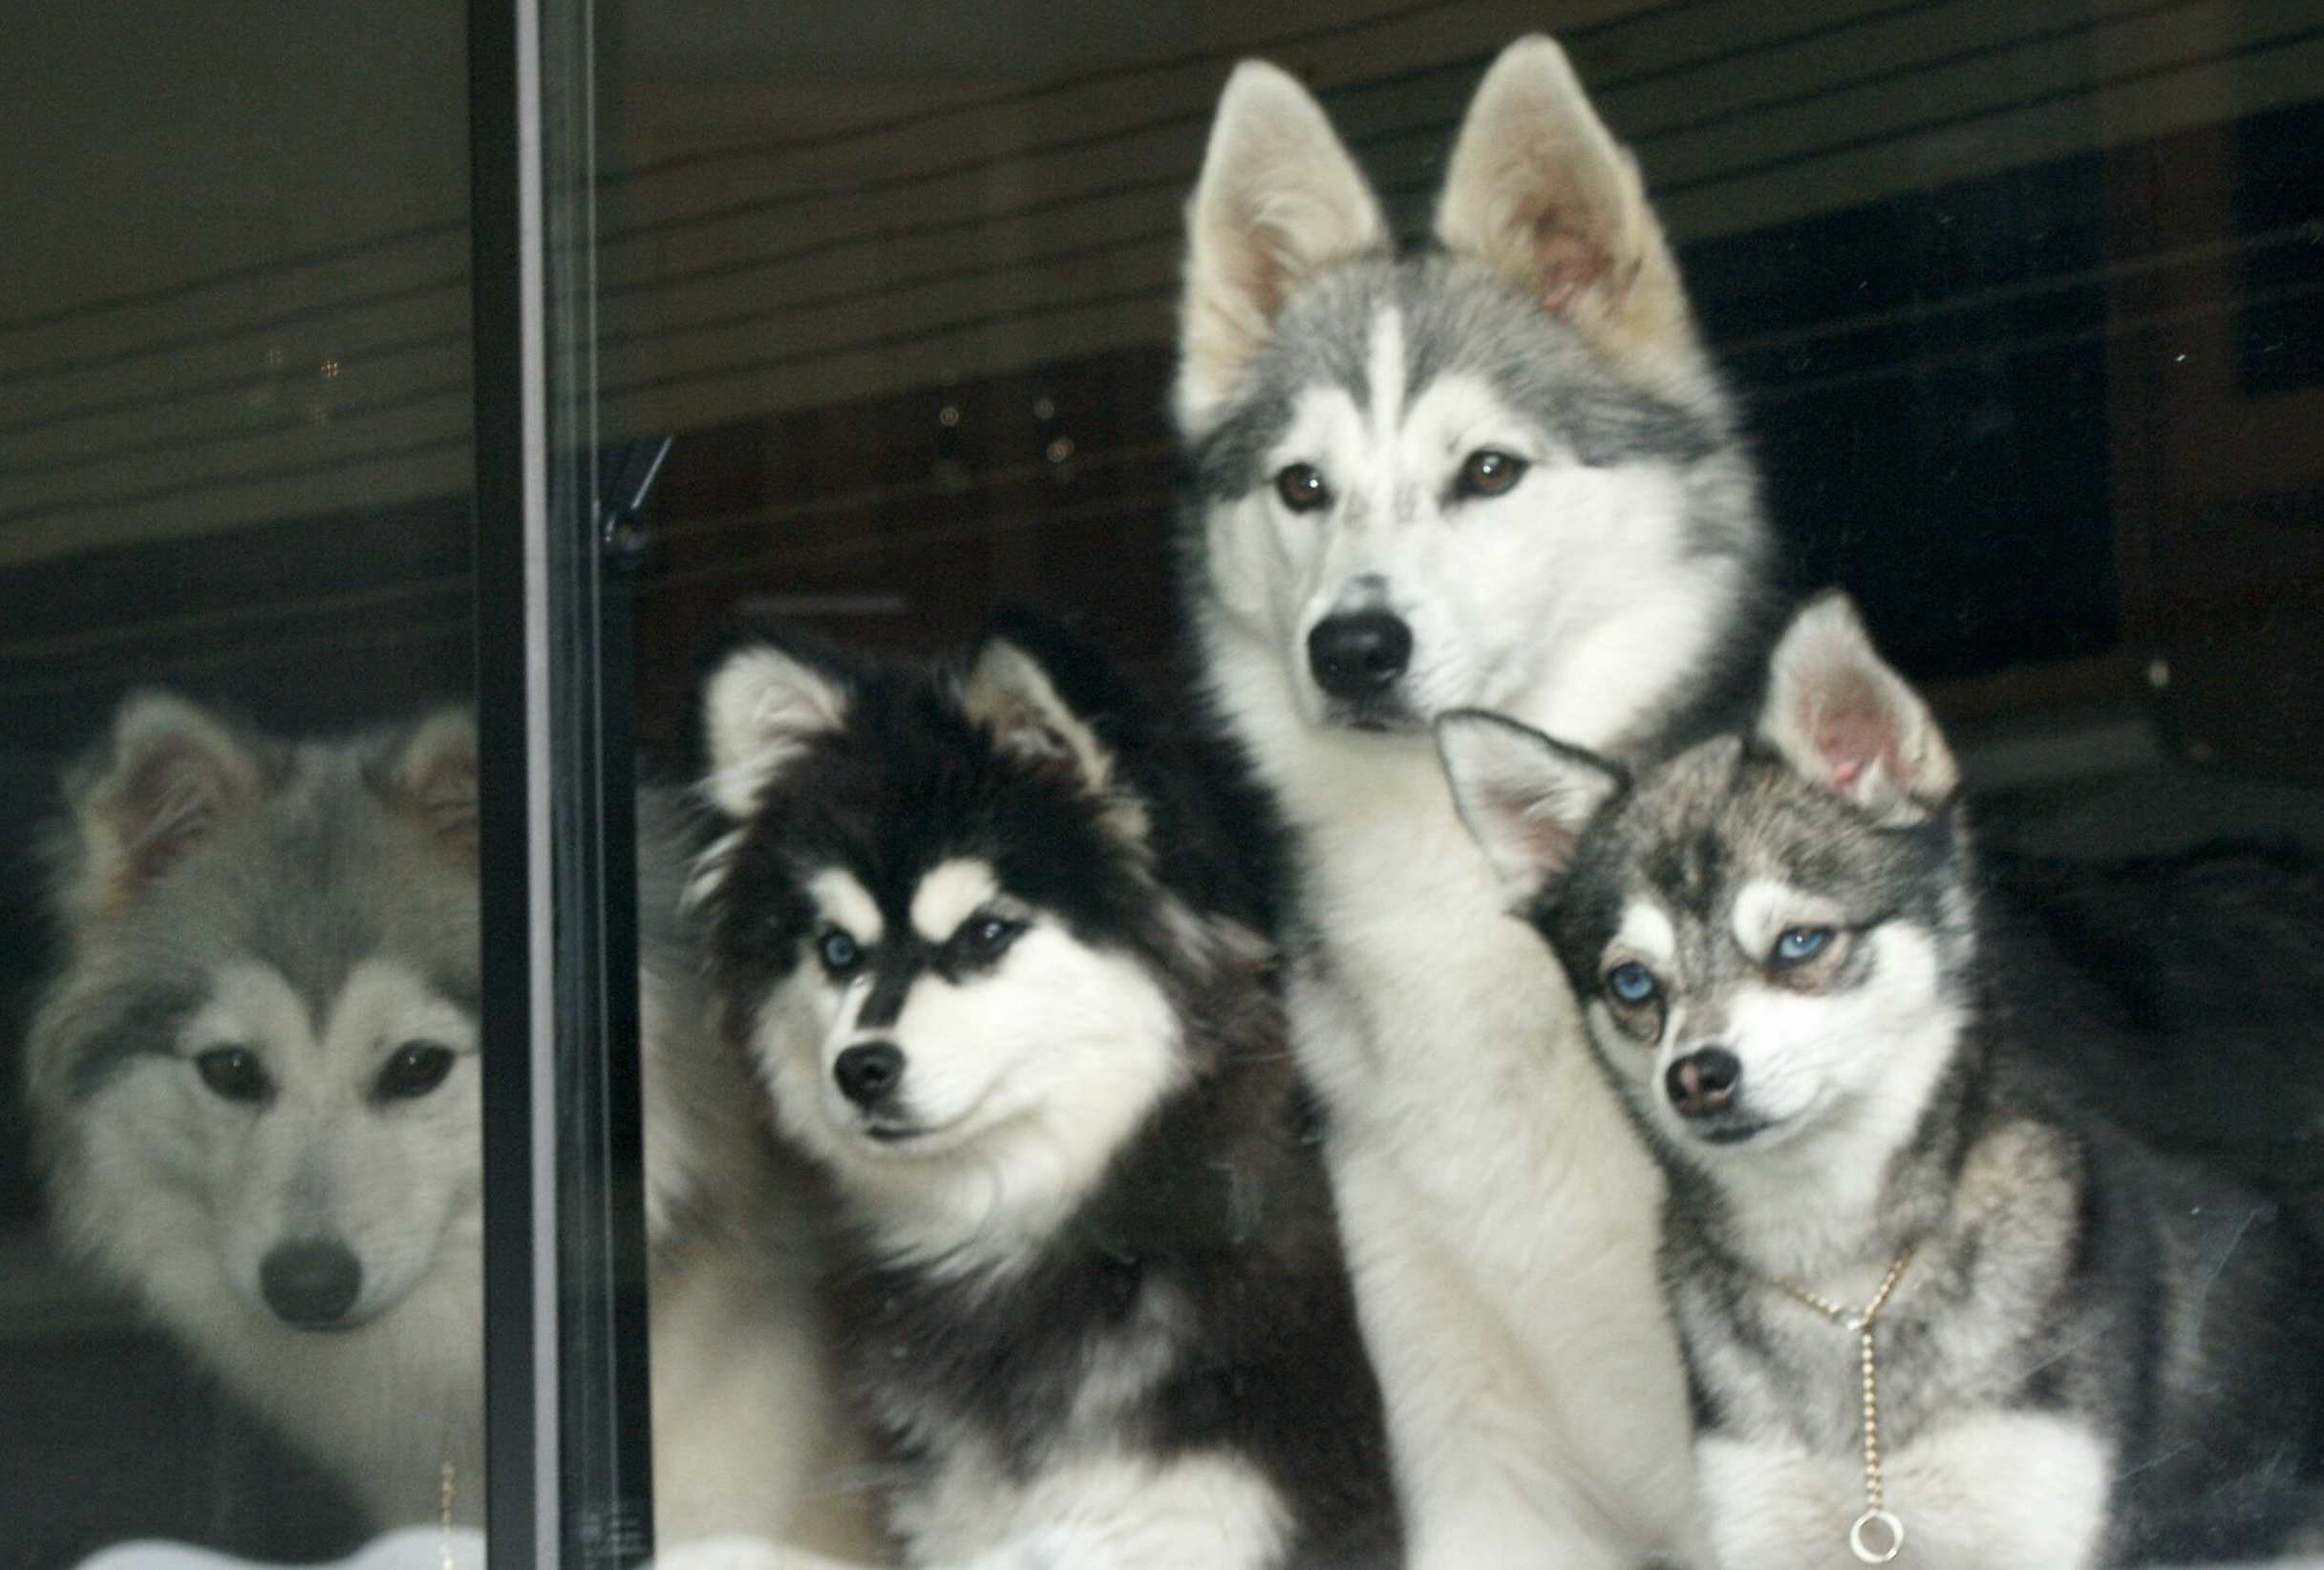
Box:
[1194,252,1738,506]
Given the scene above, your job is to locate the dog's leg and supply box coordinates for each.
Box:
[1325,1142,1655,1570]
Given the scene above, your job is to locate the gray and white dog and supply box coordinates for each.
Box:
[1176,34,1771,1567]
[1438,593,2324,1569]
[23,691,884,1559]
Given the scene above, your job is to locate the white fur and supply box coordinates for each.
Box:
[752,899,1186,1282]
[1728,879,1846,963]
[1199,636,1709,1566]
[909,859,999,944]
[1697,1411,2112,1569]
[1613,901,1679,972]
[657,1445,1284,1570]
[812,869,885,947]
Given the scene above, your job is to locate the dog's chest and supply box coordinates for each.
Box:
[852,1254,1184,1478]
[1676,1124,2089,1456]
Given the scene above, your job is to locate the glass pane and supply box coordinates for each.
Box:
[581,3,2324,1565]
[3,6,485,1564]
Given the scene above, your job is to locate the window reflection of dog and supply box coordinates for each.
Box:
[25,690,885,1560]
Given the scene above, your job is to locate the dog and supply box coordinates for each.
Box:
[677,617,1399,1570]
[22,691,884,1559]
[1436,592,2324,1568]
[1175,34,1776,1567]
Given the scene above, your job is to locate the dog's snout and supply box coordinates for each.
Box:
[1665,1048,1741,1119]
[260,1239,363,1328]
[1307,610,1413,699]
[835,1041,906,1109]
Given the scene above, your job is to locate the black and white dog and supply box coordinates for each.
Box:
[678,620,1398,1570]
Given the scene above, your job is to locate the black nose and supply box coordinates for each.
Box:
[260,1240,363,1327]
[834,1041,906,1109]
[1307,610,1413,699]
[1666,1048,1741,1119]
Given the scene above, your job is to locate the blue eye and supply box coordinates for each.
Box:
[1607,963,1658,1006]
[816,929,863,976]
[1773,927,1832,965]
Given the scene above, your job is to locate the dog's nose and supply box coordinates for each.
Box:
[835,1041,906,1109]
[1665,1048,1741,1119]
[260,1240,363,1327]
[1307,610,1413,699]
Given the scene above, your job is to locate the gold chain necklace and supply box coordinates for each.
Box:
[1769,1248,1914,1564]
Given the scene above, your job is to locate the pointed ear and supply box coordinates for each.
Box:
[1176,59,1389,435]
[1758,593,1958,824]
[62,690,273,921]
[699,643,850,819]
[1436,709,1623,901]
[379,708,478,856]
[1434,35,1709,406]
[959,634,1118,796]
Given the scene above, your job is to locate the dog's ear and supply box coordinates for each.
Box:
[378,708,479,856]
[1758,592,1958,825]
[1437,709,1623,902]
[699,640,850,819]
[1435,35,1709,407]
[960,632,1119,796]
[59,690,274,922]
[960,628,1158,852]
[1176,59,1389,435]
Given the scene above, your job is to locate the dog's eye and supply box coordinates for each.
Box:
[1606,963,1658,1007]
[375,1042,458,1100]
[194,1047,271,1104]
[817,928,864,977]
[1274,463,1332,513]
[1771,927,1833,966]
[954,913,1025,964]
[1456,449,1528,499]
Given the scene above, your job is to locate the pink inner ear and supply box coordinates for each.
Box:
[1532,219,1606,315]
[1812,676,1900,796]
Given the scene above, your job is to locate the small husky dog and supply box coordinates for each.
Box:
[26,694,489,1531]
[23,691,882,1558]
[681,618,1399,1570]
[1438,593,2324,1569]
[1176,33,1770,1566]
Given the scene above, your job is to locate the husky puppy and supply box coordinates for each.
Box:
[25,695,489,1532]
[681,620,1398,1570]
[1438,593,2324,1569]
[1176,33,1774,1566]
[22,692,884,1559]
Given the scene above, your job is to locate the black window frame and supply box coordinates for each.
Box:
[471,0,655,1562]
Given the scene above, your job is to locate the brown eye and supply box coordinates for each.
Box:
[195,1047,271,1104]
[375,1042,458,1100]
[1274,463,1331,513]
[1456,449,1527,499]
